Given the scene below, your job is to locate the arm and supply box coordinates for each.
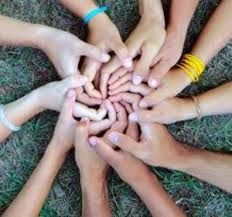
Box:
[191,0,232,63]
[2,142,67,217]
[2,91,76,217]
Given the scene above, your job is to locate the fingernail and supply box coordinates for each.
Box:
[89,137,98,147]
[102,54,110,62]
[67,90,75,98]
[133,75,142,85]
[149,79,159,88]
[129,113,138,122]
[139,101,148,108]
[108,132,118,144]
[123,57,133,68]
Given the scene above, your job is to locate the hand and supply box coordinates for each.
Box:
[139,68,192,108]
[35,76,107,121]
[104,122,189,170]
[89,106,152,185]
[129,97,198,124]
[82,14,132,98]
[100,15,166,98]
[148,29,185,87]
[50,89,77,153]
[74,119,108,179]
[37,25,110,78]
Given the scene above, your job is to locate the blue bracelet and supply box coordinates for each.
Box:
[83,6,108,25]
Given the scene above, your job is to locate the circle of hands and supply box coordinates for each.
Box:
[40,14,190,179]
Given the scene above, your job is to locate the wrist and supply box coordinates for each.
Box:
[46,141,68,161]
[87,12,110,32]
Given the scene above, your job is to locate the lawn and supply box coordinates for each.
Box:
[1,0,232,216]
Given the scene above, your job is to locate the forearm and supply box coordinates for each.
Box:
[197,82,232,116]
[0,15,44,48]
[168,0,198,37]
[80,177,111,217]
[139,0,165,24]
[59,0,97,18]
[2,143,67,217]
[0,90,44,142]
[173,144,232,194]
[191,0,232,63]
[130,171,185,217]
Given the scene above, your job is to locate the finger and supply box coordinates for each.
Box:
[110,103,127,132]
[62,75,88,90]
[133,44,158,85]
[121,101,133,113]
[148,60,172,88]
[80,41,110,63]
[108,73,132,90]
[89,137,122,167]
[84,82,102,99]
[89,99,116,135]
[59,89,76,122]
[73,102,107,121]
[107,131,140,154]
[108,67,129,85]
[126,121,139,141]
[110,38,133,69]
[109,82,152,96]
[75,119,90,147]
[129,110,155,123]
[108,93,141,110]
[82,58,101,82]
[76,88,102,106]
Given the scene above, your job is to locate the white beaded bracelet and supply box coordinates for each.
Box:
[0,104,21,132]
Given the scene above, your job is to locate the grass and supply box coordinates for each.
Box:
[1,0,232,216]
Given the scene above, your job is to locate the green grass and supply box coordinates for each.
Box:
[1,0,232,216]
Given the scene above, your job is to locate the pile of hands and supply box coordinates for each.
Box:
[37,9,196,184]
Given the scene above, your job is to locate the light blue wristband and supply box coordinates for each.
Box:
[83,6,108,25]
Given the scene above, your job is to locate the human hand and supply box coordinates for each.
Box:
[37,25,110,78]
[35,75,107,121]
[100,15,166,98]
[82,14,132,98]
[148,29,185,88]
[104,122,189,170]
[50,89,77,154]
[129,97,198,124]
[89,105,152,185]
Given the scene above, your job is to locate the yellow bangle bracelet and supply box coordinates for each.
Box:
[177,54,205,82]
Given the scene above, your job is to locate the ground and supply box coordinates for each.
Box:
[0,0,232,216]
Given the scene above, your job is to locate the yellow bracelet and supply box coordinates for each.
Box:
[177,54,205,82]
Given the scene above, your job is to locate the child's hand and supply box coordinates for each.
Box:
[104,122,188,170]
[129,97,198,124]
[35,76,107,121]
[38,26,110,79]
[89,107,153,185]
[82,14,132,99]
[50,89,77,154]
[148,29,185,88]
[100,16,166,98]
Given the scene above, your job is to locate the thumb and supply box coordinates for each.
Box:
[107,131,140,155]
[63,75,88,89]
[81,42,110,63]
[75,118,90,146]
[129,110,155,123]
[89,137,122,167]
[111,38,133,68]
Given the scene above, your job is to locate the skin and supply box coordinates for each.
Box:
[105,122,232,194]
[0,15,110,106]
[0,76,115,142]
[100,0,166,98]
[149,0,199,87]
[89,106,185,217]
[129,81,232,124]
[59,0,132,99]
[2,90,77,217]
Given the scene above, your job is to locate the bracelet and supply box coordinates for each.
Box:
[0,104,21,132]
[177,54,205,82]
[83,6,108,25]
[191,96,202,119]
